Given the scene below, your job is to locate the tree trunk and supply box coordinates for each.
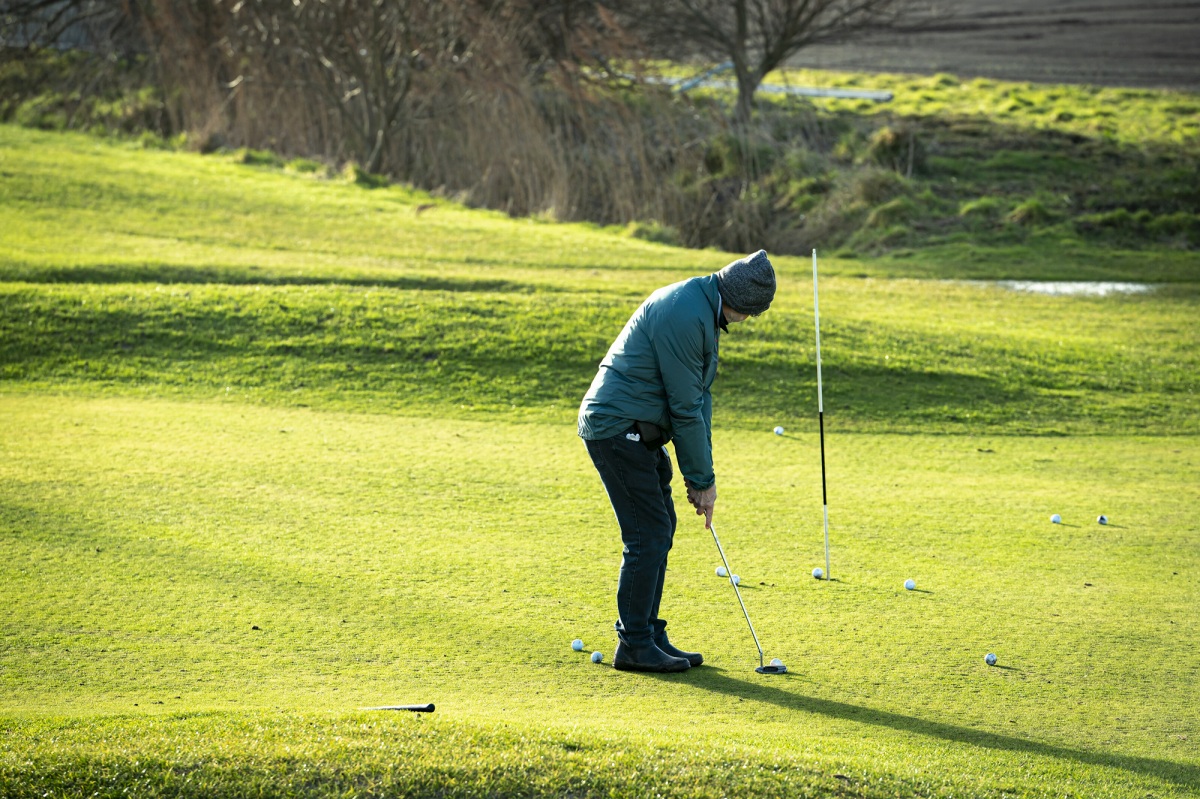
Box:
[734,67,759,126]
[730,0,758,125]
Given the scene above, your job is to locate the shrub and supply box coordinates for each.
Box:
[852,168,909,206]
[1147,212,1200,245]
[137,130,170,150]
[287,158,328,176]
[831,129,865,164]
[1006,198,1054,226]
[958,197,1007,219]
[866,125,926,176]
[1,49,166,134]
[623,220,682,247]
[1075,208,1145,235]
[957,197,1009,234]
[341,163,389,189]
[1076,208,1199,248]
[241,149,285,168]
[703,133,777,178]
[14,95,68,130]
[865,197,921,229]
[771,172,833,216]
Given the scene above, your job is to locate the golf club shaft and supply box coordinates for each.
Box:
[708,522,764,667]
[813,249,831,581]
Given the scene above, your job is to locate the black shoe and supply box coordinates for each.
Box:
[613,641,691,673]
[655,633,703,667]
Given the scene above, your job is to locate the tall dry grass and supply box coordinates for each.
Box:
[2,0,840,254]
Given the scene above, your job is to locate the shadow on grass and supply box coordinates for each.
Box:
[724,361,1033,428]
[678,668,1198,790]
[0,264,554,294]
[0,283,1039,430]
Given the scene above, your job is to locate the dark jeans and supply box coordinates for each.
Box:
[585,429,677,647]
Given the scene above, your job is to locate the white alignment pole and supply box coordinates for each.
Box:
[813,249,831,580]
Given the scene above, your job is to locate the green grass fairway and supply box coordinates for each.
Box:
[2,124,1198,797]
[2,396,1198,797]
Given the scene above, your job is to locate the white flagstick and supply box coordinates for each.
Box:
[813,249,831,580]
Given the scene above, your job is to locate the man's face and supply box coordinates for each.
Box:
[724,307,751,324]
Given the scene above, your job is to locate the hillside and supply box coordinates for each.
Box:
[1,122,1198,799]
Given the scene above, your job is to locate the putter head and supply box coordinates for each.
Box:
[755,664,787,675]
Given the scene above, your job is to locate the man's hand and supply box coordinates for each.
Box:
[687,484,717,529]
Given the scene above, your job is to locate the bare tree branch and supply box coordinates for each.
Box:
[612,0,937,121]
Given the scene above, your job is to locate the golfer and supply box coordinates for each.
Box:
[579,250,776,672]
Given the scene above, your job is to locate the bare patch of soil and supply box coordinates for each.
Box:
[789,0,1200,90]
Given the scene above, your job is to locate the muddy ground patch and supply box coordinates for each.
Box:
[788,0,1199,90]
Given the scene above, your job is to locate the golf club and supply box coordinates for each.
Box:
[708,522,787,675]
[813,248,831,581]
[363,704,435,712]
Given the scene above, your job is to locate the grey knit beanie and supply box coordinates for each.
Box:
[715,249,776,316]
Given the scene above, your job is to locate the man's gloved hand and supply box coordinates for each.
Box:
[686,484,717,529]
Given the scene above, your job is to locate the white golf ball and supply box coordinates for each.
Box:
[1097,514,1108,525]
[1050,514,1062,524]
[769,657,783,668]
[571,638,583,651]
[812,567,824,579]
[731,574,740,586]
[590,651,603,664]
[904,579,916,591]
[716,566,728,577]
[773,426,784,436]
[985,652,997,666]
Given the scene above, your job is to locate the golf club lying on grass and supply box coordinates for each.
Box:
[362,704,435,712]
[709,522,787,675]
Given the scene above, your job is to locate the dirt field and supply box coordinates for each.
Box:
[788,0,1200,91]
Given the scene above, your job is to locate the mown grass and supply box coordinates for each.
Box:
[2,396,1198,797]
[1,125,1198,797]
[2,125,1197,435]
[3,278,1198,434]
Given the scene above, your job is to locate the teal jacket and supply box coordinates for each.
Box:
[578,275,722,490]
